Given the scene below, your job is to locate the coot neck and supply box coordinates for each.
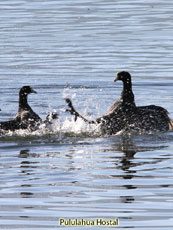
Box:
[121,79,135,105]
[19,92,30,110]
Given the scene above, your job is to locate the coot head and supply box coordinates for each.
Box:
[19,86,37,96]
[114,71,131,83]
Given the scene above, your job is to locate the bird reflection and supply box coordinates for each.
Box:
[114,135,167,172]
[20,184,33,199]
[18,149,30,158]
[120,195,135,203]
[110,135,167,204]
[18,149,38,199]
[18,150,38,172]
[117,137,137,173]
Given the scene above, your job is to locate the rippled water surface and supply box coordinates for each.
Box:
[0,0,173,229]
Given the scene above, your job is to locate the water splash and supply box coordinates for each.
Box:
[1,114,171,140]
[0,115,101,140]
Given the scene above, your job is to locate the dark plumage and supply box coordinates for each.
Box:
[66,71,173,134]
[66,98,93,123]
[114,71,173,133]
[65,87,130,135]
[0,86,42,131]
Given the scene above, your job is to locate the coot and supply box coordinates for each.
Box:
[0,86,42,131]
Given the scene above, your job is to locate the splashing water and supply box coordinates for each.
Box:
[0,115,101,139]
[0,111,170,139]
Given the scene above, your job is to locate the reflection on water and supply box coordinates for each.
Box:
[0,0,173,229]
[1,134,173,229]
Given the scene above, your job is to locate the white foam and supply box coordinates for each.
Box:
[0,115,101,138]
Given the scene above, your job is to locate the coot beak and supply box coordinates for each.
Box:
[31,88,37,94]
[114,72,119,82]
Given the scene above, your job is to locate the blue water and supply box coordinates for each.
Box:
[0,0,173,229]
